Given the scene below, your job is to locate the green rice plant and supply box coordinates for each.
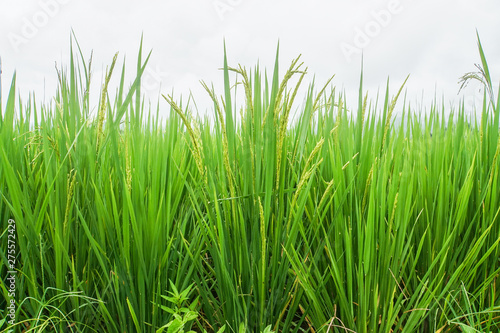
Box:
[1,35,205,332]
[283,37,500,332]
[0,287,101,333]
[434,282,500,333]
[165,46,311,332]
[0,33,499,332]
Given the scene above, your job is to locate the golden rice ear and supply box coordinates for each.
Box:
[200,80,235,194]
[63,169,77,235]
[124,129,132,193]
[381,75,409,152]
[96,53,119,154]
[275,58,307,189]
[163,94,207,185]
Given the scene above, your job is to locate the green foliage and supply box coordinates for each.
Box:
[155,282,198,333]
[155,282,227,333]
[0,34,499,332]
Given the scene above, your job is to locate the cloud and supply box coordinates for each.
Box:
[1,0,499,119]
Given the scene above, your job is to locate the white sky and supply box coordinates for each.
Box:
[1,0,500,121]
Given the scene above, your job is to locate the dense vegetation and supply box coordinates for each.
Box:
[1,37,499,332]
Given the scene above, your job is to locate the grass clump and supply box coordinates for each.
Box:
[0,35,499,332]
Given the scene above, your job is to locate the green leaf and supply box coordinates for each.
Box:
[127,297,142,332]
[458,323,477,333]
[261,325,274,333]
[183,310,198,322]
[167,318,184,333]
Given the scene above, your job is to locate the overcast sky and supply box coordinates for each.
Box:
[1,0,500,120]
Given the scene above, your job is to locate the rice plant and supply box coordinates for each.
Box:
[0,34,499,332]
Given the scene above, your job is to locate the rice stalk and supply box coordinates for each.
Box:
[96,52,118,153]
